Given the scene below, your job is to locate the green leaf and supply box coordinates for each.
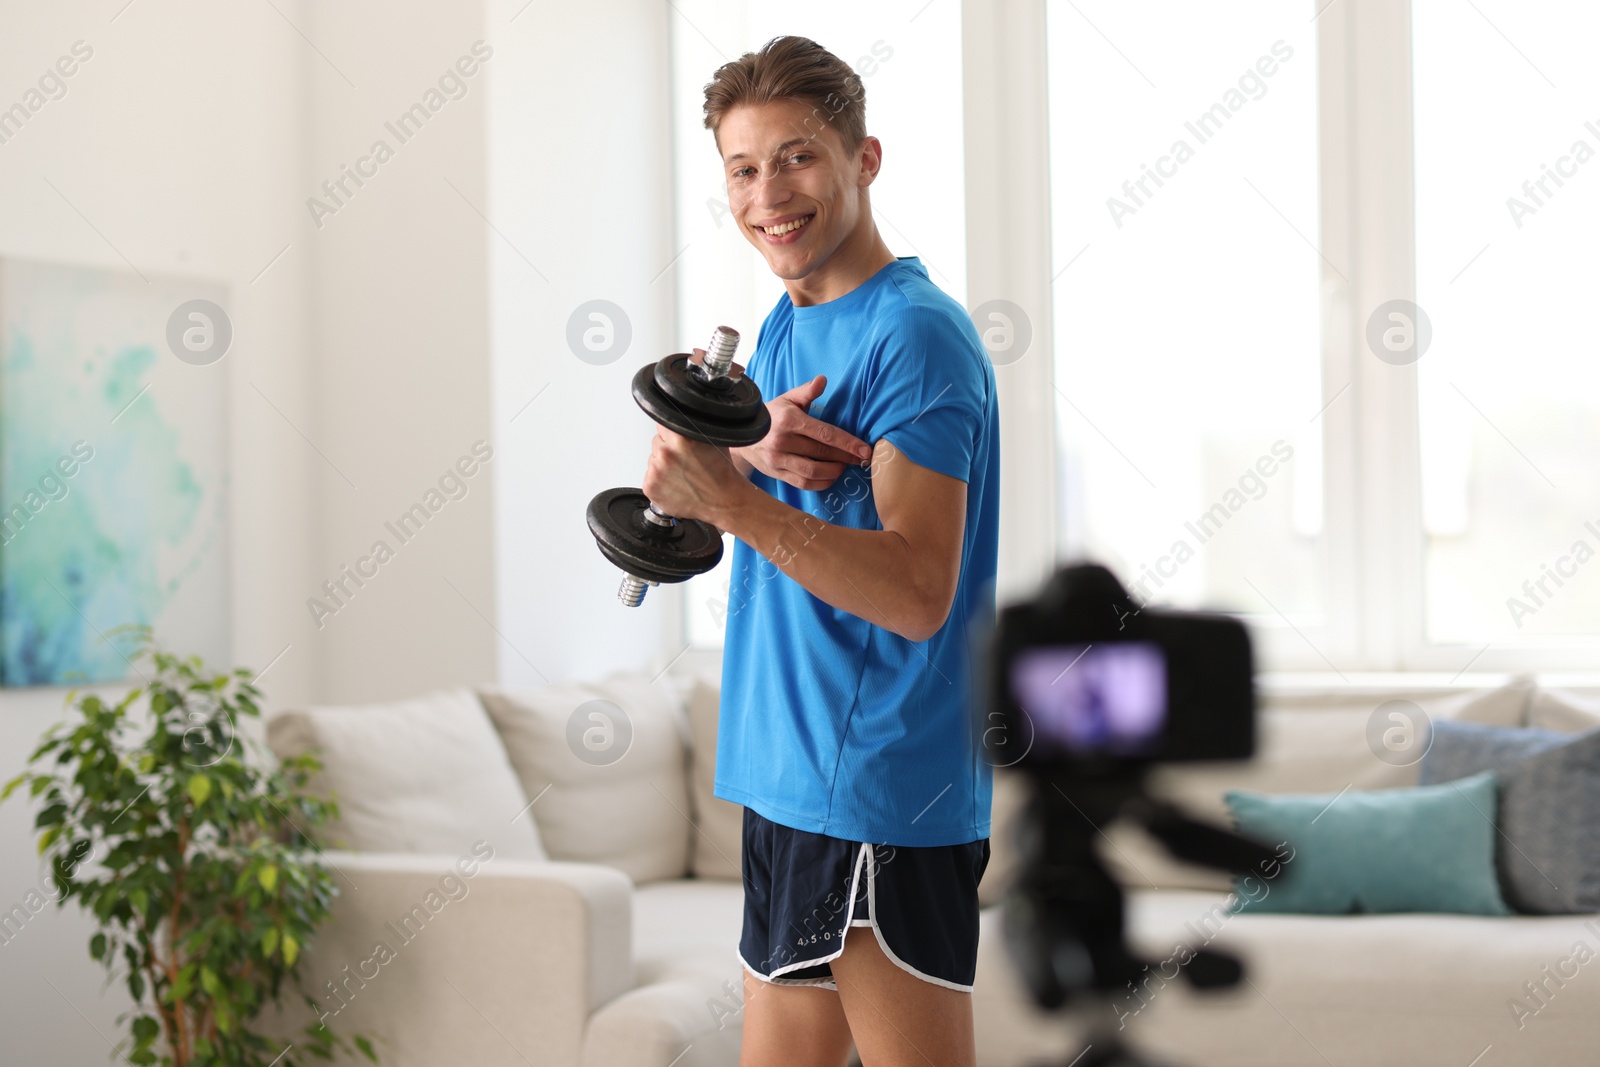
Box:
[261,928,280,959]
[258,864,279,894]
[282,932,299,967]
[37,825,60,856]
[355,1035,377,1062]
[200,965,222,997]
[0,773,25,802]
[132,1014,160,1044]
[90,932,107,960]
[187,775,211,807]
[173,962,196,1000]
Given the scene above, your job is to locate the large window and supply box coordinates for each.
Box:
[668,1,967,650]
[1046,2,1325,630]
[1413,0,1600,648]
[1047,0,1600,672]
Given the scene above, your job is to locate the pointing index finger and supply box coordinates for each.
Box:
[794,410,872,462]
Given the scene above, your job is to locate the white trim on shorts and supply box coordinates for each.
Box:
[737,841,975,994]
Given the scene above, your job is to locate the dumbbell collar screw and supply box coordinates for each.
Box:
[699,326,741,381]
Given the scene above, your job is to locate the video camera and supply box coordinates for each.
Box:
[981,562,1277,1067]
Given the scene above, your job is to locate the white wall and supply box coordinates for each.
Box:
[300,1,497,703]
[0,0,502,1059]
[487,0,677,686]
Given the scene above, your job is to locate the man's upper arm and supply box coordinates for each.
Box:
[852,304,990,638]
[870,438,966,640]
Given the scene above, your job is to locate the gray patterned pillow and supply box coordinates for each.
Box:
[1419,721,1600,914]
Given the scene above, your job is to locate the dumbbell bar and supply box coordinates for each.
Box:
[586,327,771,606]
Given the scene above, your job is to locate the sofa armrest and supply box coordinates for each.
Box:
[262,851,634,1067]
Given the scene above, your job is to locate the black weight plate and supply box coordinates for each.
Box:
[632,363,771,447]
[654,353,767,421]
[586,487,723,584]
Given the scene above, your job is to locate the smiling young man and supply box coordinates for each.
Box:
[640,35,1000,1067]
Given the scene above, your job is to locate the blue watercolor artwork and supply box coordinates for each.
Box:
[0,258,231,687]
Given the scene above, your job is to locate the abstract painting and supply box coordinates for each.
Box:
[0,258,230,686]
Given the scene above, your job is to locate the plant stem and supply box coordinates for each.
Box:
[170,815,190,1066]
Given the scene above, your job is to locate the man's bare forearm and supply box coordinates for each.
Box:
[709,479,939,641]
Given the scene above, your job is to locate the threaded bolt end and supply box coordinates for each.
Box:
[703,326,740,379]
[618,574,651,607]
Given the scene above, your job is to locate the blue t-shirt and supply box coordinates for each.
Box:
[714,257,1000,847]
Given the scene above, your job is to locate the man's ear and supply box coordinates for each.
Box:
[856,135,883,187]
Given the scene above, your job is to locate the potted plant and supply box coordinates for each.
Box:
[1,627,379,1066]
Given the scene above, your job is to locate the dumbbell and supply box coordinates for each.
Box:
[586,326,770,606]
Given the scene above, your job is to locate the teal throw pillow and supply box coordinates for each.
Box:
[1225,770,1510,916]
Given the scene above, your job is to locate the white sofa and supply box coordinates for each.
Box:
[259,673,1600,1067]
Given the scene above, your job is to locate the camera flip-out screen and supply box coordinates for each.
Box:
[1009,642,1167,756]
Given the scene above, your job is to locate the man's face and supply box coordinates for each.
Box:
[718,98,877,284]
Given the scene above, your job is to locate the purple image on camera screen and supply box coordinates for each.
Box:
[1009,642,1167,754]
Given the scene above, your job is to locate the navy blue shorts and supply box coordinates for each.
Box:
[738,807,990,992]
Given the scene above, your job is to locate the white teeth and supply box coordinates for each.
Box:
[761,215,812,236]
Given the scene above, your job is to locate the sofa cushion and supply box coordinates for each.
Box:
[1093,678,1535,892]
[1106,889,1600,1067]
[266,689,547,860]
[478,676,693,885]
[1225,772,1511,915]
[980,888,1600,1067]
[977,767,1029,908]
[1420,721,1600,914]
[1530,687,1600,733]
[580,879,746,1067]
[681,672,745,881]
[630,879,747,989]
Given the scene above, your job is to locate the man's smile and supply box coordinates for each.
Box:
[753,212,816,242]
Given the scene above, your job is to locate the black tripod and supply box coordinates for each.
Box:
[1004,773,1277,1067]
